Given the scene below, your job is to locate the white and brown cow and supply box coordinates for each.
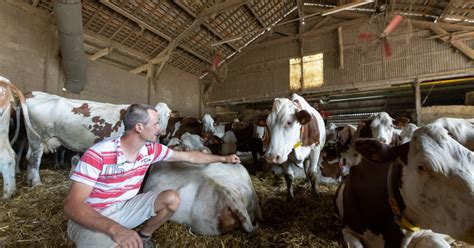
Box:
[23,91,171,186]
[336,113,402,169]
[336,118,474,247]
[357,112,398,145]
[264,93,325,201]
[0,77,38,199]
[143,135,262,235]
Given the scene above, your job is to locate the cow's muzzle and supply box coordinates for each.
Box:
[264,153,283,164]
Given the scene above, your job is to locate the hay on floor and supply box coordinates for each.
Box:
[0,169,470,247]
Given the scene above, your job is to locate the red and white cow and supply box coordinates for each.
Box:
[143,136,262,235]
[0,77,38,199]
[335,124,360,170]
[336,118,474,246]
[264,93,326,201]
[357,112,398,145]
[336,113,401,168]
[24,91,171,186]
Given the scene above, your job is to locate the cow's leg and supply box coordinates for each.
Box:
[69,153,81,178]
[14,136,26,174]
[283,162,295,201]
[26,141,43,186]
[306,148,321,199]
[1,148,17,200]
[55,147,66,169]
[342,227,364,248]
[251,149,259,171]
[54,150,60,169]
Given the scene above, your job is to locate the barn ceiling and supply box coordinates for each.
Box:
[23,0,474,80]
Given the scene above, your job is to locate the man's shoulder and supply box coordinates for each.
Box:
[89,137,119,153]
[144,141,164,152]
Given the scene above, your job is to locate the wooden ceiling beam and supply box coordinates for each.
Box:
[411,19,474,32]
[131,0,248,81]
[430,25,474,60]
[245,3,266,28]
[89,46,114,61]
[320,0,374,16]
[251,17,369,49]
[100,0,211,69]
[100,0,172,40]
[308,16,332,32]
[83,30,150,62]
[172,0,239,51]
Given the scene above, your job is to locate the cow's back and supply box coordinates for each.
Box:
[25,91,128,152]
[143,162,260,235]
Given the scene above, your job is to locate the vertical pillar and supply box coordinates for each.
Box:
[147,64,157,104]
[413,79,422,125]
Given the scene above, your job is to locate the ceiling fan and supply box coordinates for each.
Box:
[356,1,411,59]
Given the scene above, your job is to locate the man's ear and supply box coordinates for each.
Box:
[134,123,144,133]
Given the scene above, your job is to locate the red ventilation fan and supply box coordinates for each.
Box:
[357,14,404,58]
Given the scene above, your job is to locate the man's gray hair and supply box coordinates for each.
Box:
[123,103,156,131]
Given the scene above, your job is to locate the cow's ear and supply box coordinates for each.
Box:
[393,117,409,128]
[293,99,303,110]
[357,120,367,129]
[337,126,352,146]
[355,139,386,162]
[355,139,409,163]
[295,110,311,125]
[272,98,283,112]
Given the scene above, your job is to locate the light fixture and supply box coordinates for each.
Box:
[321,0,375,16]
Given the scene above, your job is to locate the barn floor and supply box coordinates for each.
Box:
[0,158,470,247]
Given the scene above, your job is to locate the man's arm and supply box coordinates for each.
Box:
[167,150,240,165]
[64,181,143,248]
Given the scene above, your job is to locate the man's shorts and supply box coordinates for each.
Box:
[67,191,160,248]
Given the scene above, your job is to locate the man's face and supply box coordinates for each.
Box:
[140,109,161,142]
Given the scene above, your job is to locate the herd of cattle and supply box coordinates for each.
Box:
[0,76,473,247]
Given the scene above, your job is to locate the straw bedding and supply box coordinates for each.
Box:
[0,166,469,247]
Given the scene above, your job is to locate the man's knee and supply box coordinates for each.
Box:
[155,190,180,212]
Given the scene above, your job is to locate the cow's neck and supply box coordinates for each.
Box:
[299,115,320,147]
[387,160,420,232]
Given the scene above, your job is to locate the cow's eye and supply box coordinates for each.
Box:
[287,121,292,126]
[417,164,428,172]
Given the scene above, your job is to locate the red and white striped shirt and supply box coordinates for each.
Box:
[70,135,173,211]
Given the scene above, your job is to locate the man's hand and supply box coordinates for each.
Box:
[224,154,240,164]
[110,226,143,248]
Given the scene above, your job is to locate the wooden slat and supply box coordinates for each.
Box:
[338,26,344,69]
[89,46,114,61]
[430,26,474,60]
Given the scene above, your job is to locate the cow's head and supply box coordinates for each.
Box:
[154,103,171,136]
[356,122,474,244]
[202,113,216,134]
[336,125,362,167]
[402,123,474,244]
[180,132,212,153]
[358,112,395,145]
[264,98,311,164]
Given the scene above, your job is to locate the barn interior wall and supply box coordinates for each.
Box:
[208,22,473,103]
[0,1,200,117]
